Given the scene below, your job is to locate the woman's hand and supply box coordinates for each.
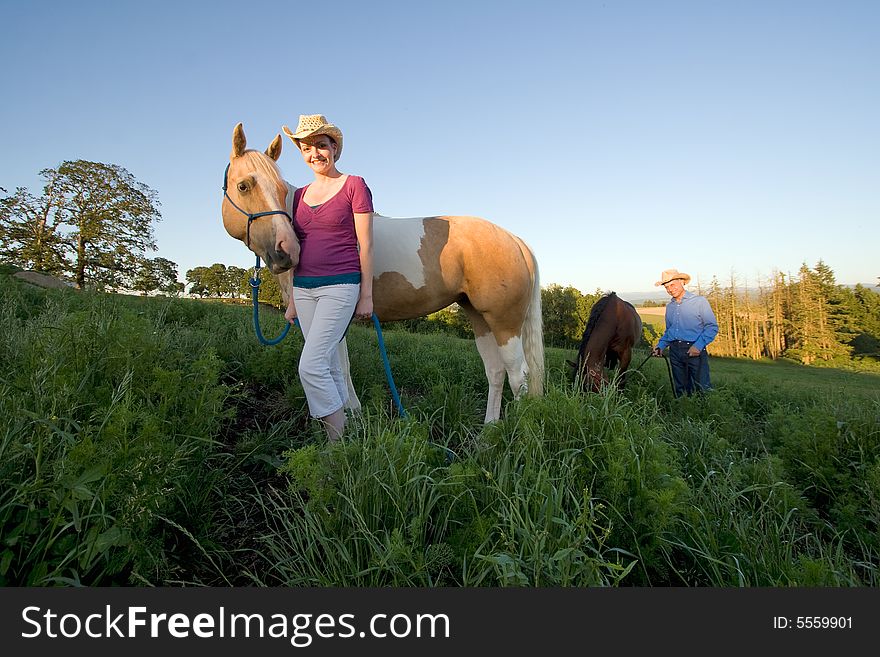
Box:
[285,300,298,325]
[354,297,373,321]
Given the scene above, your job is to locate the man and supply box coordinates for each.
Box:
[651,268,719,397]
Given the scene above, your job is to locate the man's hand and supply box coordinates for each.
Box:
[687,346,701,357]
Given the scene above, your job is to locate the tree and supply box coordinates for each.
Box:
[429,304,472,338]
[576,289,605,333]
[767,271,788,358]
[186,263,269,302]
[205,263,228,298]
[0,173,69,276]
[541,284,584,348]
[844,284,880,357]
[223,265,248,298]
[787,263,850,364]
[132,257,184,296]
[251,270,284,308]
[186,263,226,298]
[52,160,161,289]
[186,266,210,297]
[706,276,730,356]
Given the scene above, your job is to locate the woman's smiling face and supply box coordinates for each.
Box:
[299,135,338,173]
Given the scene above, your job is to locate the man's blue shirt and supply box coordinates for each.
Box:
[656,291,719,352]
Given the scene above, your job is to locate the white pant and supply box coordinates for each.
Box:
[293,284,359,418]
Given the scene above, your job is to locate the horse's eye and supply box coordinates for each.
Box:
[237,182,248,193]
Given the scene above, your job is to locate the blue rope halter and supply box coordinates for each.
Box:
[224,162,406,417]
[223,163,295,250]
[248,254,291,346]
[223,163,295,345]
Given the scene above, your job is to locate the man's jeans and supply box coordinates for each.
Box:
[668,340,711,397]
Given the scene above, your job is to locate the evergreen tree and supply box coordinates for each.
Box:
[847,284,880,357]
[706,276,729,356]
[787,263,850,364]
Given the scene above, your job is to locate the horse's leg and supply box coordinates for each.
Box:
[461,303,506,423]
[617,347,633,390]
[462,272,532,401]
[479,317,529,400]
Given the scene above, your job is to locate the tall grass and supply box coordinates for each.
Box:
[2,270,878,586]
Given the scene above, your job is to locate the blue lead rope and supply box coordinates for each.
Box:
[371,313,407,418]
[250,256,406,417]
[250,257,291,346]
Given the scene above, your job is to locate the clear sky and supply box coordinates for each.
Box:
[2,0,877,298]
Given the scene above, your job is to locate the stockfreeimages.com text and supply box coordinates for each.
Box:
[21,605,451,647]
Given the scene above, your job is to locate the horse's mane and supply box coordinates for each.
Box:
[243,149,284,182]
[241,149,295,213]
[578,292,617,352]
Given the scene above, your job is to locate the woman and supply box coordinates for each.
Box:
[281,114,374,440]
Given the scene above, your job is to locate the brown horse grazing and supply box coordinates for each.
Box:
[569,292,642,393]
[220,124,544,422]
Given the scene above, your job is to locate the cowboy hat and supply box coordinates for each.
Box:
[282,114,343,161]
[655,268,691,286]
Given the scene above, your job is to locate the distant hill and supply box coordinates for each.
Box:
[618,290,669,305]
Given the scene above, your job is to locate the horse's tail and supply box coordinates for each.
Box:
[514,236,544,397]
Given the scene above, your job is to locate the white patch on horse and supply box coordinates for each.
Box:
[475,333,506,422]
[372,215,427,289]
[254,172,285,212]
[497,336,529,398]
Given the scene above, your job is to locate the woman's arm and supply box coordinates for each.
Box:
[353,211,374,320]
[284,269,298,324]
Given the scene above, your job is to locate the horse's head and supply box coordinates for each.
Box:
[221,123,300,274]
[568,355,607,394]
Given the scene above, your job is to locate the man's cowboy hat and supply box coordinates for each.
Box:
[282,114,344,161]
[655,268,691,286]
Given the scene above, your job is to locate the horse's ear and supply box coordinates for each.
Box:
[266,134,282,161]
[232,123,247,158]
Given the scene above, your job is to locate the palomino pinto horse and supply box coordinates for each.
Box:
[570,292,642,393]
[221,124,544,422]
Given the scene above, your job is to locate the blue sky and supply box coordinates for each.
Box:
[1,0,877,298]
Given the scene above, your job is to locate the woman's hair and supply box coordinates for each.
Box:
[299,135,337,148]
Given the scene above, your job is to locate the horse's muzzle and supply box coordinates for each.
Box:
[262,249,294,274]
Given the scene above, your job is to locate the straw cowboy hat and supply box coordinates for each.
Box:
[282,114,344,161]
[655,268,692,286]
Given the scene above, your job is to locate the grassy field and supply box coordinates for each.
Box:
[2,270,878,586]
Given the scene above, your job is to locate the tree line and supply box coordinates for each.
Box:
[5,164,876,366]
[415,270,880,368]
[185,263,283,306]
[697,261,880,365]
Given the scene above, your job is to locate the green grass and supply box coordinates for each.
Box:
[710,355,880,396]
[2,271,878,586]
